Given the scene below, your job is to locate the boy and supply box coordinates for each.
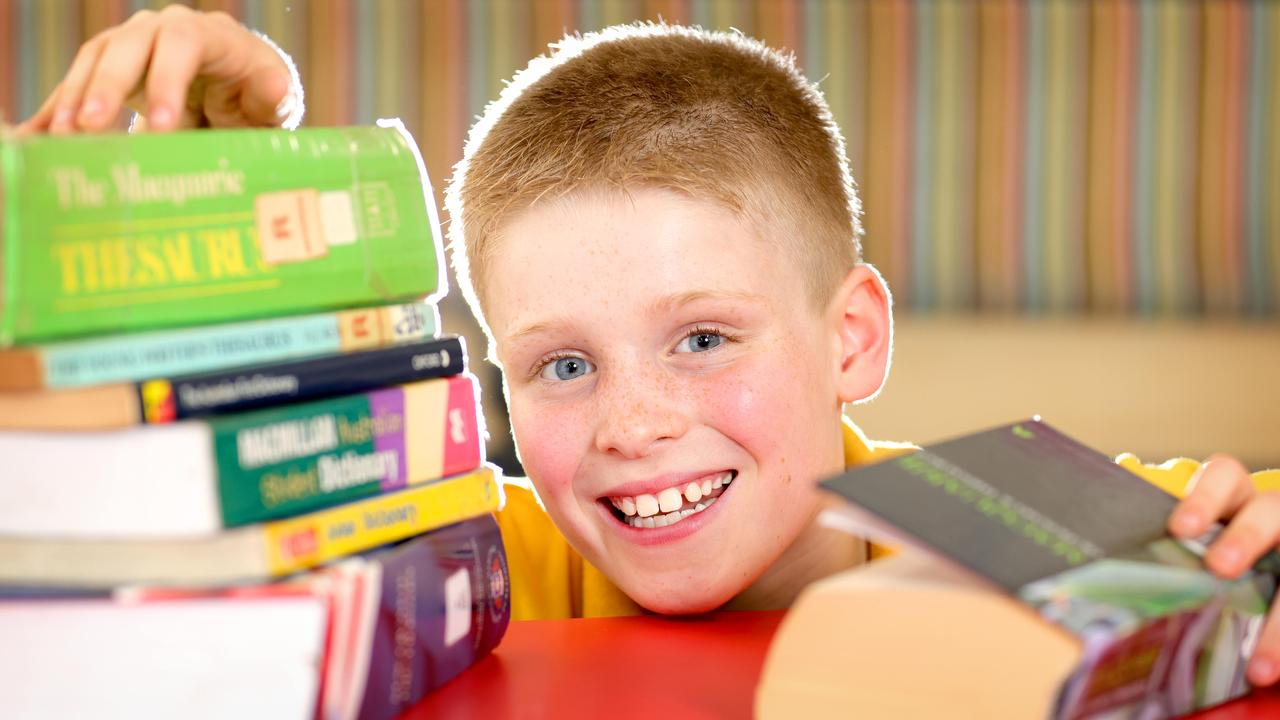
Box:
[21,4,1280,687]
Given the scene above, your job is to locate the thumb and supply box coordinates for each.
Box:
[241,59,302,128]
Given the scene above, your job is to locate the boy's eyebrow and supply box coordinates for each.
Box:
[648,289,768,313]
[507,290,767,343]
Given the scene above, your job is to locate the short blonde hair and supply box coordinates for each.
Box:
[445,23,862,335]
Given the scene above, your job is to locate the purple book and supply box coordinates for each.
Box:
[326,513,510,720]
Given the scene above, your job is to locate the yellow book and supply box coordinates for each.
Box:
[0,465,500,588]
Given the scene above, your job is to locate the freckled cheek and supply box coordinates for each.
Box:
[508,402,587,499]
[697,363,803,456]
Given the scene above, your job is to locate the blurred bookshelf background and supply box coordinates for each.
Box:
[3,0,1277,470]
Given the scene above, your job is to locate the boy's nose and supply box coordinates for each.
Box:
[592,376,690,460]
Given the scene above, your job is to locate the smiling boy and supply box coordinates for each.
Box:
[21,6,1280,687]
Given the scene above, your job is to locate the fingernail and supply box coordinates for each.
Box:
[149,105,173,129]
[79,98,103,120]
[1172,509,1203,536]
[1212,545,1243,573]
[274,92,297,121]
[53,106,73,127]
[1249,656,1278,685]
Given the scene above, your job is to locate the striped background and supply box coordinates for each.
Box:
[2,0,1278,318]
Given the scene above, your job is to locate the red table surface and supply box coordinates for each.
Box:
[401,611,1280,720]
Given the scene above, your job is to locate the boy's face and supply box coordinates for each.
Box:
[484,188,850,613]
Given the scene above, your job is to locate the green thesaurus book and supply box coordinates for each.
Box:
[0,120,443,345]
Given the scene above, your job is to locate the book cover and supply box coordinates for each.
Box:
[0,373,485,536]
[0,335,466,430]
[0,301,439,391]
[0,465,501,588]
[0,120,443,344]
[0,514,509,720]
[336,514,510,720]
[818,419,1277,718]
[0,583,332,720]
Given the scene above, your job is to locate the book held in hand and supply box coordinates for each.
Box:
[758,419,1278,720]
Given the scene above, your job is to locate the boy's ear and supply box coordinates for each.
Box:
[827,263,892,404]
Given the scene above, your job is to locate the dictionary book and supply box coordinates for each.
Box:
[0,335,465,430]
[758,419,1277,720]
[0,514,510,720]
[0,373,484,536]
[0,465,500,588]
[0,120,443,345]
[0,301,439,391]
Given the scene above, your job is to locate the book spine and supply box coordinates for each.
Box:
[353,514,510,720]
[211,372,483,527]
[261,466,500,577]
[1,122,442,345]
[21,302,439,390]
[139,335,464,423]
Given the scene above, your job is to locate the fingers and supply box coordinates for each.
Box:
[79,13,164,131]
[1248,599,1280,686]
[20,5,291,135]
[239,61,294,127]
[1204,492,1280,578]
[1168,455,1255,538]
[49,37,107,133]
[144,15,206,130]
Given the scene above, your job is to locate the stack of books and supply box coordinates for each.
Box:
[0,123,510,719]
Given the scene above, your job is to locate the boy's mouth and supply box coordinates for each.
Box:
[601,471,737,529]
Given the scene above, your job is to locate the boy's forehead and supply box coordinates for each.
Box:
[482,188,812,339]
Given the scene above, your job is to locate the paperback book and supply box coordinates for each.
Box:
[0,513,510,720]
[0,301,439,391]
[0,335,466,430]
[0,120,443,344]
[0,465,501,588]
[760,419,1278,719]
[0,373,485,535]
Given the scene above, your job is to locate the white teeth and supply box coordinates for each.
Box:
[657,487,683,513]
[635,494,659,518]
[617,472,736,529]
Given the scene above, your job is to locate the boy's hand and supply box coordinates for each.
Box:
[16,5,297,135]
[1168,454,1280,687]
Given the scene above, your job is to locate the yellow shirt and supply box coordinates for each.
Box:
[494,419,1280,621]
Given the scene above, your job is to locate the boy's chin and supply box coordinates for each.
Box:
[621,579,736,616]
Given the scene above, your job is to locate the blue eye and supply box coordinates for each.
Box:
[540,355,595,381]
[677,331,724,353]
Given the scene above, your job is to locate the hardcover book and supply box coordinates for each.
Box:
[0,301,439,391]
[0,465,501,588]
[0,514,510,720]
[0,335,466,430]
[0,373,485,535]
[759,419,1278,720]
[0,120,443,344]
